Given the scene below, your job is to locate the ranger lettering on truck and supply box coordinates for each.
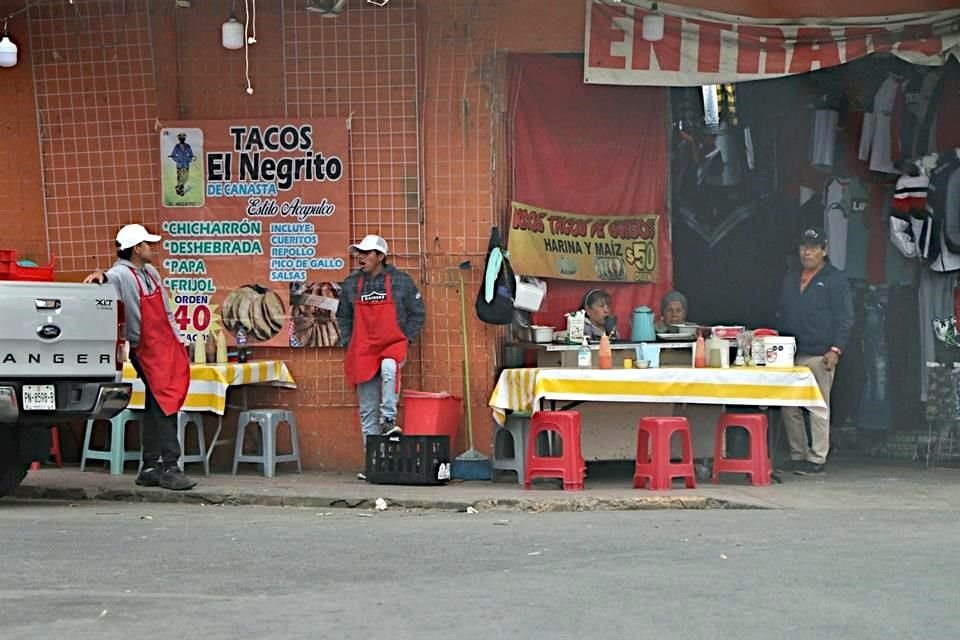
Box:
[1,353,114,365]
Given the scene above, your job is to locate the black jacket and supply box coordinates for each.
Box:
[336,265,426,347]
[777,261,853,356]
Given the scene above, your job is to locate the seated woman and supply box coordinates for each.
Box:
[656,290,689,331]
[580,288,618,339]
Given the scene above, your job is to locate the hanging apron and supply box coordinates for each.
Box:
[344,273,408,386]
[128,267,190,416]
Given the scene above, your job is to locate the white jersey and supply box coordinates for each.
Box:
[859,75,901,175]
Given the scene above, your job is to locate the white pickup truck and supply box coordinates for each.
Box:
[0,281,132,496]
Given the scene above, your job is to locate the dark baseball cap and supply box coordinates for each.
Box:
[799,227,827,247]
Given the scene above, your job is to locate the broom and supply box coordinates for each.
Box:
[451,260,491,480]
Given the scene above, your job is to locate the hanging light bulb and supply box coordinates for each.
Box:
[642,2,665,42]
[222,2,244,50]
[0,23,17,68]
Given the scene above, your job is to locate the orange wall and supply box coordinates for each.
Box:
[0,0,954,470]
[0,3,46,265]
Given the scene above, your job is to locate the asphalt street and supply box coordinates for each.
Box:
[1,501,958,640]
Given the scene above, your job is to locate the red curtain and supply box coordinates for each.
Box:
[509,54,673,332]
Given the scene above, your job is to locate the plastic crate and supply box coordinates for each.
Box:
[364,435,451,485]
[0,249,55,282]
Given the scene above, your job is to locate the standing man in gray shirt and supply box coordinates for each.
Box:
[85,224,196,491]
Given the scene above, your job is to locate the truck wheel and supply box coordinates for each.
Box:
[0,462,29,498]
[0,429,29,498]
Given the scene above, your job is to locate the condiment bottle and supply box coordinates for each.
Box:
[193,334,207,364]
[236,328,248,363]
[215,330,229,364]
[598,333,613,369]
[205,330,217,362]
[577,337,592,369]
[694,332,707,368]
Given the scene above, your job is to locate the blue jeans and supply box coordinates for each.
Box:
[357,358,401,443]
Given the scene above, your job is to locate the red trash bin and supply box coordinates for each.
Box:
[400,390,462,442]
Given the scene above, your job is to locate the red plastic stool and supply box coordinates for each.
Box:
[524,411,585,491]
[633,417,696,490]
[711,413,771,486]
[31,426,63,471]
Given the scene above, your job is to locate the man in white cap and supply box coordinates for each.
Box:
[336,235,425,477]
[84,224,196,491]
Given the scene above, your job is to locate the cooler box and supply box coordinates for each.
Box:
[400,390,462,441]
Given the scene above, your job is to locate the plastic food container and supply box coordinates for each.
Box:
[531,325,555,343]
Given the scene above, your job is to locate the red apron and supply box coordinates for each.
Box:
[129,267,190,416]
[344,273,408,386]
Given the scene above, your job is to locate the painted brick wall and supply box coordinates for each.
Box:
[0,3,46,265]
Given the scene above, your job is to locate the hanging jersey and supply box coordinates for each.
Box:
[858,75,902,175]
[893,174,930,214]
[810,109,838,171]
[824,177,869,275]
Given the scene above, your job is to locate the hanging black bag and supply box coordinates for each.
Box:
[475,226,516,325]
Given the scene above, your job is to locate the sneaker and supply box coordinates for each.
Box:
[158,463,197,491]
[357,471,367,481]
[793,461,826,476]
[776,459,804,473]
[135,466,162,487]
[380,419,402,437]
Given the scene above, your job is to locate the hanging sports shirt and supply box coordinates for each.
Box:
[824,177,869,276]
[859,75,903,175]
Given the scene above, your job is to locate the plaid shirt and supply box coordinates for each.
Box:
[336,265,425,347]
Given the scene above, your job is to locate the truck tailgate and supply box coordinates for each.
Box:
[0,281,119,380]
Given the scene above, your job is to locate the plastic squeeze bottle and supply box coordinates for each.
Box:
[578,337,592,369]
[193,334,207,365]
[694,332,707,368]
[215,330,229,364]
[598,333,613,369]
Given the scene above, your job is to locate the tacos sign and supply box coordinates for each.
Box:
[159,120,351,348]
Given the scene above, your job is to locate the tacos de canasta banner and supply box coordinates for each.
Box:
[159,120,350,348]
[508,201,660,283]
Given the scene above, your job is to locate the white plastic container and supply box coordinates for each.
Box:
[751,336,796,368]
[531,325,554,343]
[514,276,547,312]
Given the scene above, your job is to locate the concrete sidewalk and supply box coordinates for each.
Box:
[13,458,960,512]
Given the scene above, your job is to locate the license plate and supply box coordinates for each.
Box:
[22,385,56,411]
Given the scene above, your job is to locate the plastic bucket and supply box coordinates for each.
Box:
[400,390,462,441]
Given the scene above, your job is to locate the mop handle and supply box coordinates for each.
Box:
[459,271,474,451]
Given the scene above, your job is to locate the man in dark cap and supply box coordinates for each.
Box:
[777,228,853,475]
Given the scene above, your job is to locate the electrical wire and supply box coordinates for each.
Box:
[2,0,46,25]
[247,0,256,44]
[243,0,253,94]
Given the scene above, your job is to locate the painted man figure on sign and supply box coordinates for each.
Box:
[170,132,196,197]
[85,224,196,491]
[336,235,425,477]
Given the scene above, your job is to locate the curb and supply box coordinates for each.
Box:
[12,483,770,512]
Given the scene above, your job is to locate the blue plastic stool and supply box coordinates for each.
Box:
[232,409,302,478]
[81,409,142,475]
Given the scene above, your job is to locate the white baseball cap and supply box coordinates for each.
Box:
[350,234,388,255]
[116,224,161,250]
